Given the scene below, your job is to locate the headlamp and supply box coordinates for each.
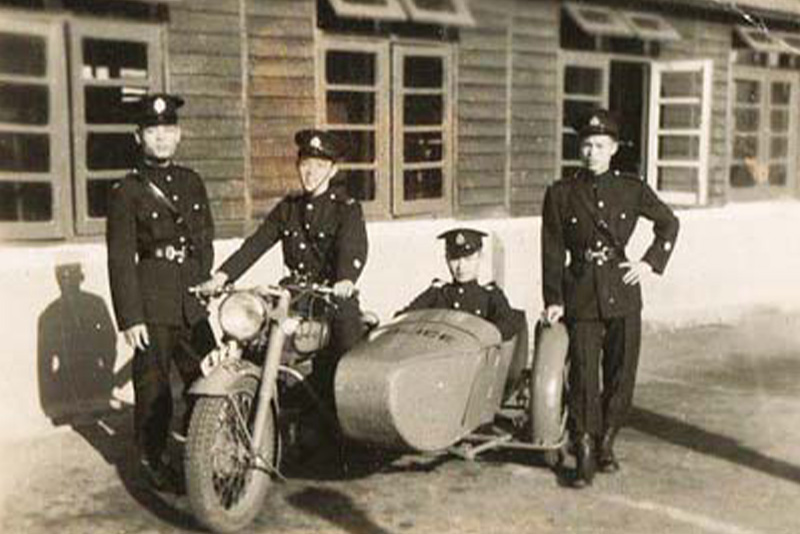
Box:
[218,292,267,341]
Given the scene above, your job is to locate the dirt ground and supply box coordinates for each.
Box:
[2,310,800,534]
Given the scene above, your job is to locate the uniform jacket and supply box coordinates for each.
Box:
[219,185,368,285]
[398,279,522,341]
[106,162,214,330]
[541,168,679,320]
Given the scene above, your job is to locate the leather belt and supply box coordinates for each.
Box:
[582,246,616,265]
[140,245,191,264]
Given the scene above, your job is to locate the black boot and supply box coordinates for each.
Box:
[597,427,620,473]
[574,433,596,486]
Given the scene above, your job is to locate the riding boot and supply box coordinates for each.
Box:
[597,427,620,473]
[574,433,596,486]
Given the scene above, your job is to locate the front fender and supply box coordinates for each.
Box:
[188,358,262,397]
[529,320,569,447]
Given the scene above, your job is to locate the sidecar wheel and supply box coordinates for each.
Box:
[185,377,279,533]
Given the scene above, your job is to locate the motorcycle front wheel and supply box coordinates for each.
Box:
[185,376,279,533]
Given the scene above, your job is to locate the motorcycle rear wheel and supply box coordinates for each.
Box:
[185,377,278,533]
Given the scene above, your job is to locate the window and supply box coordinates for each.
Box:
[327,0,408,22]
[559,54,609,179]
[317,38,453,218]
[0,18,69,239]
[728,67,797,198]
[619,11,681,42]
[70,21,162,234]
[0,12,162,239]
[399,0,474,27]
[563,3,634,38]
[736,26,787,54]
[647,60,712,205]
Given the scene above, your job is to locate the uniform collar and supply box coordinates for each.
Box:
[451,279,479,287]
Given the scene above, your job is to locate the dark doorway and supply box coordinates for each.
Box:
[609,61,647,175]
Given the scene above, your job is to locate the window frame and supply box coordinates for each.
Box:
[727,65,798,201]
[392,42,453,216]
[327,0,408,22]
[399,0,475,28]
[647,59,713,206]
[563,2,635,39]
[70,19,163,236]
[315,37,391,218]
[736,25,787,54]
[618,11,681,42]
[0,14,70,240]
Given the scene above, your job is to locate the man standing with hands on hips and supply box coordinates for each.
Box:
[541,109,679,487]
[106,93,216,492]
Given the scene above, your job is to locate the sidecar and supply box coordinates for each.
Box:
[334,309,569,461]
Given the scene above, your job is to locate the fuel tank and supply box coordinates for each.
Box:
[334,309,504,452]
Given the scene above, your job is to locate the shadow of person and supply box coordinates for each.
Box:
[37,263,120,426]
[286,486,395,534]
[629,406,800,485]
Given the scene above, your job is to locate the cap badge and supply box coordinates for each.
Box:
[310,136,322,150]
[154,97,166,114]
[589,116,601,127]
[455,233,466,246]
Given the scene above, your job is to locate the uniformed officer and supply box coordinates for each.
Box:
[398,228,522,341]
[541,109,679,486]
[106,93,216,491]
[196,128,368,401]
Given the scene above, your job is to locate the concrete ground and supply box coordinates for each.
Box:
[2,310,799,534]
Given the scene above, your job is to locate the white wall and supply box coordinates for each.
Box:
[2,199,800,441]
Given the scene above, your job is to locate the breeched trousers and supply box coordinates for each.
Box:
[566,314,642,436]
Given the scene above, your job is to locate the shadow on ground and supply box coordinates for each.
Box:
[286,486,396,534]
[629,406,800,485]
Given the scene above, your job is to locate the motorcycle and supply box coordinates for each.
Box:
[184,282,569,533]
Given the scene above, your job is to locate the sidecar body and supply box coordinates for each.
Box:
[334,309,528,452]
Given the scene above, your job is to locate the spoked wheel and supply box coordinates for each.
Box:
[185,377,279,533]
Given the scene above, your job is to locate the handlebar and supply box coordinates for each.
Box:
[189,282,352,301]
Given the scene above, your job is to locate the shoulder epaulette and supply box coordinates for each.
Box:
[483,281,498,291]
[431,278,446,288]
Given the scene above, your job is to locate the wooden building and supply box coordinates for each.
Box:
[1,0,800,242]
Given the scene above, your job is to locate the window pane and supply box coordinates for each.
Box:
[564,66,603,96]
[580,8,612,24]
[661,71,702,98]
[0,132,49,172]
[657,166,697,192]
[771,109,789,132]
[0,181,52,221]
[87,178,121,219]
[404,56,443,88]
[82,38,148,81]
[771,82,791,105]
[658,136,699,159]
[85,86,146,125]
[325,51,375,86]
[629,15,661,31]
[334,169,375,201]
[0,83,48,125]
[326,91,375,125]
[411,0,457,12]
[660,104,701,129]
[403,168,443,200]
[769,164,787,186]
[733,135,758,159]
[563,100,601,128]
[404,131,443,163]
[562,131,579,160]
[735,109,759,132]
[735,80,760,104]
[770,136,788,159]
[336,130,375,163]
[729,164,756,188]
[87,132,138,170]
[0,33,46,76]
[404,94,443,125]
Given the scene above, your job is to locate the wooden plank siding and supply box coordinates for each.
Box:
[246,0,316,218]
[509,0,559,216]
[660,17,732,206]
[167,0,248,232]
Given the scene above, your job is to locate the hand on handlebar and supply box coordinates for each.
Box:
[542,305,564,326]
[193,271,230,298]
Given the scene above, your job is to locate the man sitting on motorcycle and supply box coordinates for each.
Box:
[397,228,523,341]
[196,129,368,403]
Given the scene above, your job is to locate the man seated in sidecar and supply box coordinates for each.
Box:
[397,228,524,341]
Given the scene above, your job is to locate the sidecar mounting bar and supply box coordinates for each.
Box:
[450,432,568,461]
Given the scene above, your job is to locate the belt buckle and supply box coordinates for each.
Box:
[164,245,187,263]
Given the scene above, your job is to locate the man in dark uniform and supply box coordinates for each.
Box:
[541,109,679,486]
[106,93,216,491]
[398,228,522,341]
[196,129,368,401]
